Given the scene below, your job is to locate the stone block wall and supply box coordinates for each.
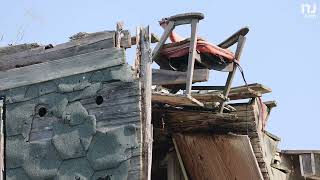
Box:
[1,64,142,180]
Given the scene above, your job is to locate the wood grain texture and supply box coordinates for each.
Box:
[0,31,115,71]
[193,83,271,101]
[0,43,40,57]
[152,93,216,107]
[139,26,153,180]
[173,133,263,180]
[0,48,125,91]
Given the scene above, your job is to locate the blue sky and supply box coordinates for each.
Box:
[1,0,319,149]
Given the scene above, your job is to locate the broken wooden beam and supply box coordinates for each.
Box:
[131,33,159,45]
[152,68,209,85]
[152,93,206,107]
[193,83,272,101]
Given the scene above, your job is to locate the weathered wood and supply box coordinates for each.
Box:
[0,43,40,57]
[116,22,124,48]
[173,134,263,180]
[264,101,277,109]
[193,83,271,101]
[184,19,199,96]
[139,26,153,180]
[131,33,159,45]
[152,69,209,85]
[218,27,249,48]
[152,21,175,61]
[152,93,209,107]
[172,137,189,180]
[0,48,125,91]
[168,12,204,22]
[0,31,115,71]
[120,30,132,48]
[166,151,184,180]
[299,153,320,179]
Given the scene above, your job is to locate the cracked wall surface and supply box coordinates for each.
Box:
[1,63,142,180]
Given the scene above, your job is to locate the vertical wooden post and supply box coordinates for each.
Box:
[116,21,124,48]
[185,19,199,96]
[134,26,141,78]
[139,26,153,180]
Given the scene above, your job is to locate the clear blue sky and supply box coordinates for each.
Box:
[1,0,319,149]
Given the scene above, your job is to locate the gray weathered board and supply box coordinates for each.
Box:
[0,48,125,91]
[0,31,115,71]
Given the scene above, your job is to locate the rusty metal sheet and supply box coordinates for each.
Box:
[173,133,263,180]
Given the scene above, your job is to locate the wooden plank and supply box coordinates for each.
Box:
[0,43,40,56]
[152,69,209,85]
[281,150,320,154]
[120,30,131,48]
[166,151,183,180]
[0,48,125,91]
[139,26,153,180]
[152,93,209,107]
[173,133,263,180]
[172,138,189,180]
[116,22,124,48]
[0,31,115,71]
[193,83,271,101]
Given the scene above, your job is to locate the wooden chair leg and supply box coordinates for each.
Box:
[219,35,246,113]
[185,19,199,95]
[152,21,175,61]
[219,66,237,113]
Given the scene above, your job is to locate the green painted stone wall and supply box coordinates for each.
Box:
[1,64,142,180]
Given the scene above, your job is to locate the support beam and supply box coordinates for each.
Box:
[139,26,153,180]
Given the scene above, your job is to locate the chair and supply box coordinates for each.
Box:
[152,12,248,113]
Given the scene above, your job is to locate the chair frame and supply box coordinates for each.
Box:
[152,12,247,113]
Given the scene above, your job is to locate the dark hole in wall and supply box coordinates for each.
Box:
[97,175,111,180]
[38,107,47,117]
[96,96,104,105]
